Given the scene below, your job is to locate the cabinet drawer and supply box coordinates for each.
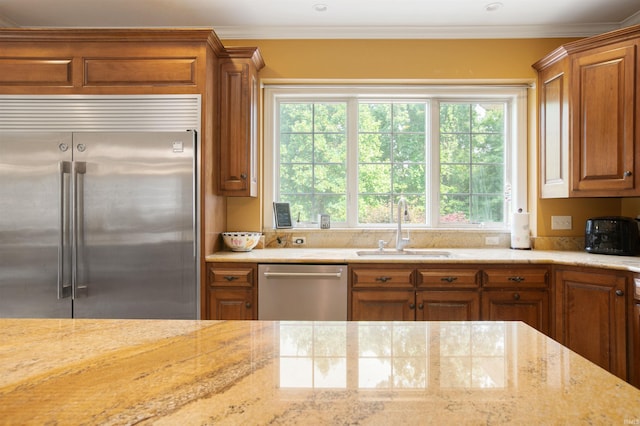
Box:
[351,268,414,288]
[208,265,254,288]
[417,269,481,289]
[483,267,549,289]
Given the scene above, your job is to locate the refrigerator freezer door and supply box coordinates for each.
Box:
[71,132,197,319]
[0,133,74,318]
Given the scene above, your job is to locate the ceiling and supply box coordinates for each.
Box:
[0,0,639,39]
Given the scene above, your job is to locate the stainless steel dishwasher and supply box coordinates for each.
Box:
[258,264,347,320]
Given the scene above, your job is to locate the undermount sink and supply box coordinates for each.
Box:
[356,249,452,258]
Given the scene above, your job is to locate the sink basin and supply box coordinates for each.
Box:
[356,249,452,258]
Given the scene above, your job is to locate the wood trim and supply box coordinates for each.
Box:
[0,58,72,85]
[532,46,568,70]
[221,46,266,70]
[84,58,197,86]
[562,24,640,54]
[0,27,217,42]
[0,28,227,58]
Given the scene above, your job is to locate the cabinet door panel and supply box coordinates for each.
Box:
[632,303,640,388]
[219,58,259,197]
[351,290,414,321]
[571,43,637,195]
[482,290,549,334]
[207,288,255,320]
[539,58,570,198]
[555,269,628,379]
[417,291,480,321]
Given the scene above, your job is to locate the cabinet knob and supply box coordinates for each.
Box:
[624,170,632,178]
[615,289,624,297]
[418,303,424,310]
[223,276,238,281]
[376,276,391,283]
[508,276,525,283]
[245,302,252,308]
[440,276,458,283]
[513,292,521,300]
[409,303,416,310]
[240,173,247,180]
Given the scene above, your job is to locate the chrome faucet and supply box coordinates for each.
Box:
[396,197,410,251]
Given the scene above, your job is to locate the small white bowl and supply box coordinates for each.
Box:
[222,232,262,252]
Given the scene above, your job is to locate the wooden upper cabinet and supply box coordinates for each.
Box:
[534,25,640,198]
[537,56,570,198]
[219,48,264,197]
[570,41,638,196]
[0,28,221,94]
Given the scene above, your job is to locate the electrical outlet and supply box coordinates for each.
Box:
[551,215,572,230]
[293,236,306,245]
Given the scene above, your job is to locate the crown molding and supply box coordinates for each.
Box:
[215,23,624,40]
[622,10,640,27]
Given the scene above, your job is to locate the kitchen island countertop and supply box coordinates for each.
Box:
[1,318,639,424]
[206,247,640,272]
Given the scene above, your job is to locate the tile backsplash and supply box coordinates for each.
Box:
[260,229,584,251]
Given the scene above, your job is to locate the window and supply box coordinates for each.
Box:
[265,85,527,229]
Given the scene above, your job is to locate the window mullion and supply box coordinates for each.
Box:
[429,100,440,226]
[347,98,359,227]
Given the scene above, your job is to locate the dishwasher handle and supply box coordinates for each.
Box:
[263,271,342,279]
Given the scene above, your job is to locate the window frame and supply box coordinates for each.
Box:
[264,84,527,231]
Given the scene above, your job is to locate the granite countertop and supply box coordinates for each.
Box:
[1,319,639,424]
[206,248,640,272]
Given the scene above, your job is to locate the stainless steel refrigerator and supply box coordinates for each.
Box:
[0,131,197,319]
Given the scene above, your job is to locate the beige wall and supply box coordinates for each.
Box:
[221,37,633,237]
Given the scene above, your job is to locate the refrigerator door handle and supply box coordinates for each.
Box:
[72,161,87,297]
[58,161,72,299]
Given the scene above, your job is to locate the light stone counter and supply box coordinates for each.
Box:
[206,248,640,273]
[1,319,639,424]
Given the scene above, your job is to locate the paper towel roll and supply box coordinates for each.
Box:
[511,211,531,249]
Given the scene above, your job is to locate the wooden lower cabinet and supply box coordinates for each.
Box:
[482,266,551,335]
[350,265,416,321]
[416,267,481,321]
[207,288,255,320]
[554,267,629,380]
[206,262,257,320]
[482,290,549,334]
[417,291,480,321]
[632,302,640,388]
[351,290,415,321]
[351,265,482,321]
